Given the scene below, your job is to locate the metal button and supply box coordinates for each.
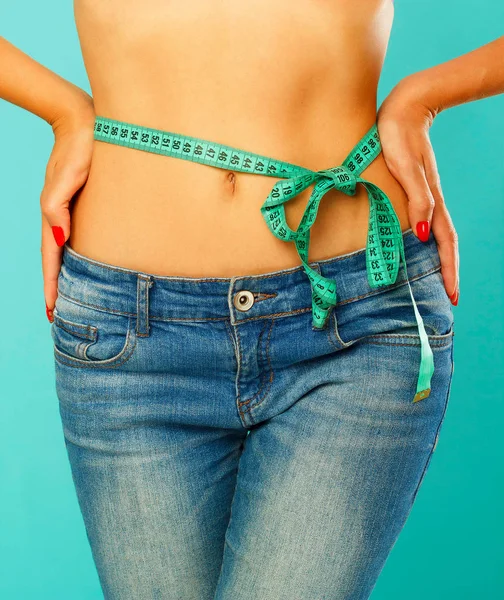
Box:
[233,290,255,311]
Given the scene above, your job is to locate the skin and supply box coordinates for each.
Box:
[0,2,503,321]
[377,37,504,309]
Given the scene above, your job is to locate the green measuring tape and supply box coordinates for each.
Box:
[93,115,434,403]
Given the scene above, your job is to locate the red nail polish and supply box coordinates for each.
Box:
[452,290,459,306]
[46,303,54,323]
[52,225,65,246]
[416,220,430,242]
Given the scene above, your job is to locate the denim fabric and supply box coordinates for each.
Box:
[51,226,455,600]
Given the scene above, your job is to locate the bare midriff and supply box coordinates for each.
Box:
[70,0,409,277]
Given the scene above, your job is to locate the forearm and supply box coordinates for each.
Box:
[0,36,93,129]
[399,35,504,116]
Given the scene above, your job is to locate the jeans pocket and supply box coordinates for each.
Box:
[51,294,137,368]
[368,268,454,344]
[333,268,455,348]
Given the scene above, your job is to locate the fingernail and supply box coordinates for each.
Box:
[416,220,430,242]
[450,290,459,306]
[46,303,54,323]
[52,225,65,247]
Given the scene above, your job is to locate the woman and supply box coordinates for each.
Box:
[1,0,502,597]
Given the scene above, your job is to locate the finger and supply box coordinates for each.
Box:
[40,175,74,319]
[41,211,63,321]
[423,148,459,301]
[40,171,74,250]
[389,157,435,243]
[431,200,459,301]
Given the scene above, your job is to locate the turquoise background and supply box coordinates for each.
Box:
[0,1,503,598]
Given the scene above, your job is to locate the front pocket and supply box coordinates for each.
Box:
[361,324,454,348]
[51,294,137,368]
[332,268,454,347]
[52,311,99,360]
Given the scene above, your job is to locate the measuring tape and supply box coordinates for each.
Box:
[93,115,434,403]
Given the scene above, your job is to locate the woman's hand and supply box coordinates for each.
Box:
[0,37,97,319]
[377,76,459,306]
[41,94,95,322]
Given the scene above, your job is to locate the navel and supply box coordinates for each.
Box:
[226,171,237,194]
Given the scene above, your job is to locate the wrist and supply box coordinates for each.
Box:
[49,85,95,137]
[390,72,441,126]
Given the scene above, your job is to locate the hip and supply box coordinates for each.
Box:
[51,227,453,386]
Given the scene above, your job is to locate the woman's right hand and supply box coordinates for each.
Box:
[41,94,95,322]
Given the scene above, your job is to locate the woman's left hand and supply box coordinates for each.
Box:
[377,76,459,306]
[41,93,96,322]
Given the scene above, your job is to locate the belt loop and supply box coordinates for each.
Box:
[136,274,154,337]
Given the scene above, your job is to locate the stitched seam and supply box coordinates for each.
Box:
[237,321,269,408]
[144,278,149,334]
[57,261,440,321]
[234,322,243,411]
[144,276,151,334]
[58,290,235,321]
[359,336,453,348]
[53,318,97,341]
[149,315,230,322]
[136,275,142,336]
[59,290,308,322]
[81,337,96,360]
[335,264,442,307]
[254,292,278,302]
[58,291,136,317]
[225,318,245,425]
[327,309,355,350]
[240,319,275,412]
[247,318,275,412]
[224,320,239,372]
[365,330,454,340]
[136,274,152,336]
[237,307,312,323]
[54,317,137,368]
[327,311,340,351]
[364,325,454,343]
[239,320,274,411]
[327,332,339,351]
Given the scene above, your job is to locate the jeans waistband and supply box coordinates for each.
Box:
[58,227,441,324]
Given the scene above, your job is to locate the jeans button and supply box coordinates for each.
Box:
[233,290,255,311]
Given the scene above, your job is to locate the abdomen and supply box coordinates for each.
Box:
[70,0,409,276]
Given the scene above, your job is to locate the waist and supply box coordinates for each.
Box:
[69,115,411,276]
[59,227,438,323]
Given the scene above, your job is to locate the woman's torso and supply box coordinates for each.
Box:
[70,0,409,276]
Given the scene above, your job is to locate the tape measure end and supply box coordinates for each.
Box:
[413,388,431,403]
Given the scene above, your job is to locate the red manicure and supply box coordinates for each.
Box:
[416,221,430,242]
[46,303,54,323]
[52,225,65,246]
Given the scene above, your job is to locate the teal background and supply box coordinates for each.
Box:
[0,1,502,598]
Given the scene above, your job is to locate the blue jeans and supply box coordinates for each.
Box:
[51,227,455,600]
